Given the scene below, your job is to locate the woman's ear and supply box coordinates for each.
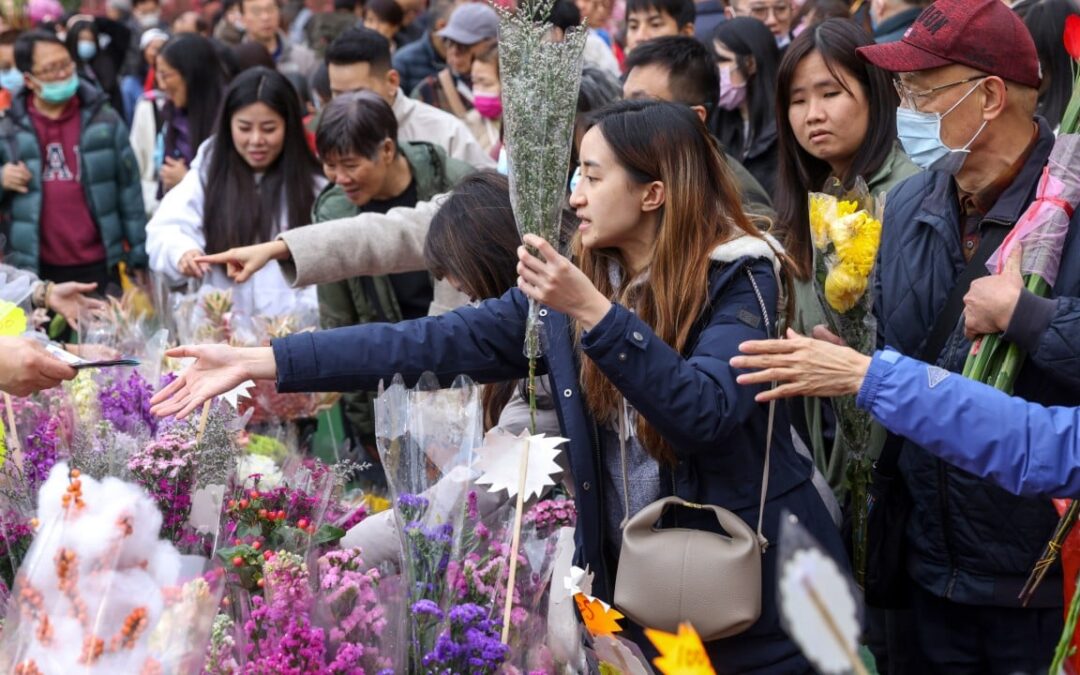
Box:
[744,55,757,78]
[640,180,666,213]
[382,138,396,162]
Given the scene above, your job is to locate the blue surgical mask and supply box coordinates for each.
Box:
[34,72,80,104]
[0,68,24,94]
[77,40,98,61]
[895,82,988,174]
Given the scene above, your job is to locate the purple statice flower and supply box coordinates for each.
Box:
[99,371,156,436]
[411,599,444,621]
[23,414,60,492]
[524,498,577,537]
[421,602,508,674]
[397,493,430,521]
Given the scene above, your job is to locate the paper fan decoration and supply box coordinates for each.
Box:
[473,428,566,500]
[221,380,256,409]
[779,547,861,674]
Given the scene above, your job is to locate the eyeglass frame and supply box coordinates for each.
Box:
[741,2,792,21]
[892,74,989,112]
[30,59,75,82]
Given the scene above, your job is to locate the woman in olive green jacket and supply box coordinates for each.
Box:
[773,19,921,497]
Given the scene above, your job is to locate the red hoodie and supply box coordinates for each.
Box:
[27,94,106,267]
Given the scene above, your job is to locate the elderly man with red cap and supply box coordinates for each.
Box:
[815,0,1080,671]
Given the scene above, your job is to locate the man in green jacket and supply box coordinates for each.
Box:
[313,91,472,457]
[0,31,147,290]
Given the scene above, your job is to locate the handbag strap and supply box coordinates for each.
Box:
[877,221,1011,474]
[744,265,774,551]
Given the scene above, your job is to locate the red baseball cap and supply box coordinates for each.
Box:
[856,0,1041,88]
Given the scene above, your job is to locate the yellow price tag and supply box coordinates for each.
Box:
[574,592,624,637]
[0,300,27,337]
[645,622,716,675]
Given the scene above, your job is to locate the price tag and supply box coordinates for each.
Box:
[574,592,624,637]
[645,622,716,675]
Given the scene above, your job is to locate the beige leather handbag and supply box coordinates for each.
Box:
[612,266,776,642]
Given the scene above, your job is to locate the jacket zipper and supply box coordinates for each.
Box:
[939,217,1012,599]
[590,419,612,593]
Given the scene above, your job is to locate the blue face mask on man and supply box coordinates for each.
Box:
[895,81,988,175]
[0,68,23,94]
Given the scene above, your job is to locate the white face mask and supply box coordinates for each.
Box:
[895,82,988,175]
[137,11,160,28]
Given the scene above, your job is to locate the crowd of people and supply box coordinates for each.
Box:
[2,0,1080,671]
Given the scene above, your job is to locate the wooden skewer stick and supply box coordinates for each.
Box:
[501,437,531,644]
[802,577,869,675]
[195,399,213,446]
[3,392,22,461]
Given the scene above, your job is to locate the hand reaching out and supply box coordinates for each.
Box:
[150,344,277,419]
[47,281,106,330]
[195,240,291,283]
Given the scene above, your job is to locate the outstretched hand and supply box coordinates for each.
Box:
[195,240,291,283]
[47,281,106,330]
[729,328,872,402]
[516,234,611,330]
[150,344,276,419]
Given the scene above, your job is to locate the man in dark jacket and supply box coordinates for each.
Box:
[391,0,453,94]
[870,0,929,44]
[0,31,147,290]
[619,36,775,220]
[856,0,1079,670]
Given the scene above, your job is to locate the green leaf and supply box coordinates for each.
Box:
[313,524,346,546]
[48,314,67,339]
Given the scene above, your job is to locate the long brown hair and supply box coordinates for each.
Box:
[424,171,576,428]
[576,100,778,464]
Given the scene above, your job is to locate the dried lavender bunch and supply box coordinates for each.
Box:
[498,0,587,360]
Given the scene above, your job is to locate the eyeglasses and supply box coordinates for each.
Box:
[742,2,791,21]
[31,60,74,81]
[892,75,989,112]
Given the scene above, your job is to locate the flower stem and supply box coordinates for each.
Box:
[1051,566,1080,675]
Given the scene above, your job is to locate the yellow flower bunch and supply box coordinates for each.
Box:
[809,193,883,313]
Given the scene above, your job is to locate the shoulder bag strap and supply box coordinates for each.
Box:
[437,69,468,119]
[877,221,1011,473]
[744,264,775,551]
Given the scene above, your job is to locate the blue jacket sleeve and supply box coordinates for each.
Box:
[857,350,1080,498]
[579,258,773,456]
[273,288,534,393]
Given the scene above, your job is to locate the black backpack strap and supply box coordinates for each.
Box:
[877,221,1011,472]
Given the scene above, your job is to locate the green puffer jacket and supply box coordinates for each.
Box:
[0,82,147,275]
[315,140,473,442]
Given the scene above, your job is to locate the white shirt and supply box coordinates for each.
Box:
[146,138,326,317]
[391,88,496,169]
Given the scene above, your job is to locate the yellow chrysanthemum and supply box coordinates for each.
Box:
[808,194,833,249]
[362,493,391,514]
[832,212,882,277]
[824,262,869,312]
[0,300,27,337]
